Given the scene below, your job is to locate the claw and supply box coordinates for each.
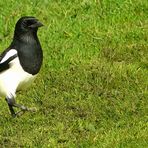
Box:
[20,105,28,111]
[14,107,37,117]
[27,107,37,112]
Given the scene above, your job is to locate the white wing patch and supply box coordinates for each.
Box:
[0,49,17,64]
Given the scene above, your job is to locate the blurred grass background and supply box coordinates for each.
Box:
[0,0,147,147]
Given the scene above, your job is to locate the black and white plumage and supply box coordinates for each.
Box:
[0,16,43,117]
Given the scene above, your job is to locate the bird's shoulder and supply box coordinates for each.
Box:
[0,48,17,63]
[0,48,18,72]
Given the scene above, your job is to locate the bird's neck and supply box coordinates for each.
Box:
[13,31,38,44]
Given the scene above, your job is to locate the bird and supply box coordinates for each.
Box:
[0,16,43,117]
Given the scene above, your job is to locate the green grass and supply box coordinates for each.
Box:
[0,0,148,147]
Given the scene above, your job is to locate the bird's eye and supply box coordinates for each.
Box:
[26,21,34,27]
[23,20,36,28]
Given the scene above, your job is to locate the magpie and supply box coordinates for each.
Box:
[0,16,43,117]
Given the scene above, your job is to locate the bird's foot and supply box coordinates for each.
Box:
[14,106,37,117]
[6,96,37,117]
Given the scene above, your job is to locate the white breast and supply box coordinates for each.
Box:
[0,57,36,98]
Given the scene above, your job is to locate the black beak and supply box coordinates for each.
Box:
[29,21,44,28]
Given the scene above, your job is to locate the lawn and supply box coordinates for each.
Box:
[0,0,147,147]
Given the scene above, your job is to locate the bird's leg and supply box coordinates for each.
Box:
[5,96,28,117]
[6,99,16,117]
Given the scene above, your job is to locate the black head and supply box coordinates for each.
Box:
[14,16,43,36]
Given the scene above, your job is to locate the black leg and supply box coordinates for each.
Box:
[5,95,36,117]
[6,100,16,117]
[5,96,28,117]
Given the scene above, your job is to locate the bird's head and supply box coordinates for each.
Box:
[14,16,43,37]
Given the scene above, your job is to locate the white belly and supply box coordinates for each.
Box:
[0,57,36,98]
